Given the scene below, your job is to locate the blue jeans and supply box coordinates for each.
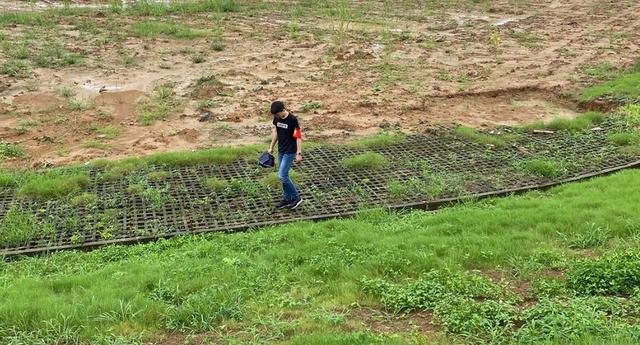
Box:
[278,153,300,201]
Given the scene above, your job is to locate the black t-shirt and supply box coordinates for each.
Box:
[273,113,300,154]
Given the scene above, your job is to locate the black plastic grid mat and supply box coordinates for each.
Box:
[1,119,639,256]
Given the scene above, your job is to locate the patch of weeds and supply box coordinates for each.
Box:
[511,30,544,47]
[514,297,632,343]
[122,55,140,66]
[521,112,604,132]
[517,159,565,178]
[71,192,98,208]
[581,71,640,101]
[559,223,611,249]
[300,101,322,112]
[95,126,122,139]
[202,177,228,192]
[261,171,305,190]
[0,142,25,160]
[0,12,50,27]
[59,86,75,98]
[138,83,180,125]
[530,276,569,299]
[33,45,82,68]
[620,145,640,156]
[191,53,205,64]
[145,145,259,167]
[581,62,620,82]
[420,39,438,51]
[130,21,205,40]
[17,173,90,201]
[226,178,262,198]
[0,60,31,78]
[0,204,54,247]
[342,152,388,170]
[349,132,406,149]
[148,171,171,182]
[360,269,508,313]
[0,170,17,188]
[83,140,110,150]
[210,40,226,51]
[455,126,516,147]
[434,297,517,339]
[142,187,173,211]
[15,120,39,134]
[616,104,640,128]
[567,250,640,296]
[68,99,95,111]
[126,183,145,196]
[608,132,640,146]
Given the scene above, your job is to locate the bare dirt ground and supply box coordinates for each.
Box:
[0,0,639,168]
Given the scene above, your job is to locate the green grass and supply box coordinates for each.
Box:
[130,21,206,39]
[300,101,322,112]
[348,132,406,149]
[17,173,90,201]
[0,142,25,160]
[522,112,604,132]
[608,132,640,146]
[95,126,122,140]
[261,170,305,189]
[581,62,620,81]
[0,12,50,27]
[119,0,239,17]
[0,204,54,247]
[518,159,565,178]
[455,126,516,147]
[581,62,640,101]
[138,83,180,125]
[0,170,639,342]
[0,60,31,78]
[71,193,98,207]
[342,152,389,170]
[202,176,228,192]
[33,45,82,68]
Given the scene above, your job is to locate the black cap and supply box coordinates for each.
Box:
[270,101,285,115]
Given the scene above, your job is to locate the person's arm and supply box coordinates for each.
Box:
[294,124,303,162]
[268,127,277,154]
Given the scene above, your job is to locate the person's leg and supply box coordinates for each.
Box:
[278,153,295,201]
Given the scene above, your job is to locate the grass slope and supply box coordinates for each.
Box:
[0,170,639,344]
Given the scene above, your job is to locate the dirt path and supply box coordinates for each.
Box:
[0,0,639,168]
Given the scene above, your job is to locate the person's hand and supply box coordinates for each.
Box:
[267,147,273,155]
[295,153,303,163]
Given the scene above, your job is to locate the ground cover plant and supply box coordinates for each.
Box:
[0,169,639,343]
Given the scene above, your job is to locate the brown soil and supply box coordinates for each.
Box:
[1,0,639,168]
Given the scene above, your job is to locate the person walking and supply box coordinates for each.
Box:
[268,101,304,210]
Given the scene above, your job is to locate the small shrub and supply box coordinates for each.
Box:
[211,40,226,51]
[342,152,388,170]
[191,53,205,64]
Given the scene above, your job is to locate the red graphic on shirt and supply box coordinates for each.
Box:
[293,128,303,139]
